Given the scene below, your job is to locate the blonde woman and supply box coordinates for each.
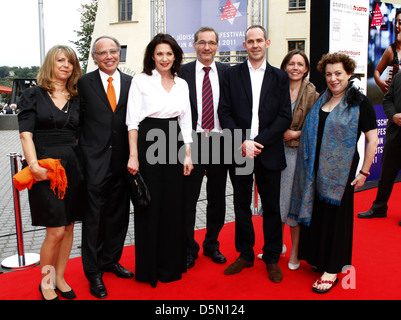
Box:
[18,45,83,300]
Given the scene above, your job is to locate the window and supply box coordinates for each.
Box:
[289,0,306,11]
[119,0,132,21]
[120,46,127,62]
[288,40,305,52]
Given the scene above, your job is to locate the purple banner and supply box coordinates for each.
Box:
[367,1,401,181]
[166,0,248,53]
[370,105,388,180]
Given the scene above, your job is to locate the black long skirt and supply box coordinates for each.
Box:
[298,151,359,274]
[134,117,187,287]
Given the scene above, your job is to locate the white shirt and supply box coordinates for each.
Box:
[247,60,266,139]
[195,60,222,133]
[99,69,121,105]
[126,69,193,143]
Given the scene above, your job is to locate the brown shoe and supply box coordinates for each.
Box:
[266,263,283,283]
[224,257,253,275]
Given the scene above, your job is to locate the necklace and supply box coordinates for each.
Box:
[47,91,70,113]
[49,90,67,98]
[62,100,70,114]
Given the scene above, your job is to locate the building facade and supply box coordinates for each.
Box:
[87,0,312,75]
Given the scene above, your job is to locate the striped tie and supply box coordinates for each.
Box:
[201,66,214,132]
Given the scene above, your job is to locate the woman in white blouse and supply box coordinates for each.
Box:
[126,33,193,287]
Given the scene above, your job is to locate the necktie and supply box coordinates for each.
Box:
[201,66,214,132]
[107,77,117,112]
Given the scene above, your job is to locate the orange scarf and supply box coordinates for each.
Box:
[13,158,68,199]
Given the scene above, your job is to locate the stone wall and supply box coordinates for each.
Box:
[0,115,18,130]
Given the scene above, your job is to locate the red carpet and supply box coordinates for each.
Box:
[1,184,401,302]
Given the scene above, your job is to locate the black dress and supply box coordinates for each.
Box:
[298,96,377,273]
[18,86,85,227]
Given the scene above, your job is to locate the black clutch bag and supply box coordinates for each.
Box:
[126,172,151,214]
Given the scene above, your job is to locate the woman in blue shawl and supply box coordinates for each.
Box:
[288,53,378,293]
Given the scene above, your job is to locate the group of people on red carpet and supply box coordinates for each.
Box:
[15,20,401,300]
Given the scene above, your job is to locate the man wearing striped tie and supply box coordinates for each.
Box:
[180,27,230,269]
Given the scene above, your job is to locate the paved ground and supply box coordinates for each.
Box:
[0,130,239,273]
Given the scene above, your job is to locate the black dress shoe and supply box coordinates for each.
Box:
[203,249,227,264]
[56,286,76,299]
[89,278,107,299]
[39,284,59,300]
[357,209,387,219]
[186,254,195,268]
[106,263,134,278]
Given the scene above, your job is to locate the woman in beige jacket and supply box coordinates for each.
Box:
[280,50,319,270]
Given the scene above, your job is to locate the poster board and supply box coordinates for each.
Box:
[367,1,401,180]
[165,0,248,54]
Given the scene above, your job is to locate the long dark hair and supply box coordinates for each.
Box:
[143,33,183,76]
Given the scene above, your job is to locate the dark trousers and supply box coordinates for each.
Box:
[184,133,228,256]
[371,138,401,213]
[229,158,282,264]
[134,117,186,287]
[81,169,130,281]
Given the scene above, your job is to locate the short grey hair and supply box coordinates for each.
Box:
[194,26,219,43]
[91,35,121,55]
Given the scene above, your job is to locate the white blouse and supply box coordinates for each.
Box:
[126,69,193,143]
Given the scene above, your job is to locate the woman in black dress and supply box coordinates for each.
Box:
[288,53,378,293]
[18,45,83,300]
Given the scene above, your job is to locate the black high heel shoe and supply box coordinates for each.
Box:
[56,286,76,299]
[39,284,59,300]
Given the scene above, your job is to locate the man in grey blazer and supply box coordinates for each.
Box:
[78,36,133,299]
[358,72,401,226]
[180,27,230,269]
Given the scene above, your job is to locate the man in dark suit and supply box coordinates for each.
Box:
[358,71,401,226]
[78,36,133,299]
[218,25,291,283]
[180,27,230,269]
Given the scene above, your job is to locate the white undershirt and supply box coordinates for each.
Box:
[247,60,266,139]
[195,60,222,133]
[99,69,121,105]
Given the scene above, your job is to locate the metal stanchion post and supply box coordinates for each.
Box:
[1,152,40,270]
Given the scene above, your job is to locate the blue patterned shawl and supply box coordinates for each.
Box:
[288,84,360,226]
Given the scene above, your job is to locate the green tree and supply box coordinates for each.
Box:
[71,0,98,73]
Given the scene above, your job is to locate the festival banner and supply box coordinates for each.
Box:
[166,0,248,54]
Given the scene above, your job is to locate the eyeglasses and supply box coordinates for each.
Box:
[195,40,218,47]
[95,48,120,58]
